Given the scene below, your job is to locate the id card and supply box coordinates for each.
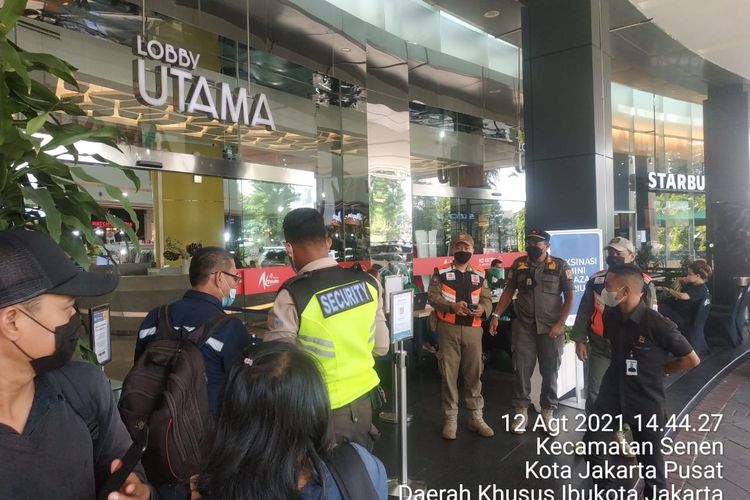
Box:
[626,359,638,376]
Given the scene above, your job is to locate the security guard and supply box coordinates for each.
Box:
[265,208,389,451]
[572,237,656,455]
[490,229,574,434]
[586,264,699,499]
[428,232,494,440]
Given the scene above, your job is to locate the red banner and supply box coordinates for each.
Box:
[240,267,297,295]
[240,262,373,295]
[412,252,525,276]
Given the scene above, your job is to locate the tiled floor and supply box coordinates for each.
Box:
[375,339,750,499]
[107,330,750,499]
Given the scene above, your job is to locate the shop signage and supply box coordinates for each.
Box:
[241,262,371,295]
[647,172,705,192]
[241,267,297,295]
[133,36,275,130]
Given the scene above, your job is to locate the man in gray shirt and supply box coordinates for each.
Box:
[0,230,150,500]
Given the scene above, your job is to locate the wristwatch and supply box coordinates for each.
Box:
[491,312,500,319]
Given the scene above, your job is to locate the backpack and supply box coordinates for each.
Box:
[118,305,230,485]
[325,443,380,500]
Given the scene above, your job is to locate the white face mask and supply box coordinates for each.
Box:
[601,287,625,307]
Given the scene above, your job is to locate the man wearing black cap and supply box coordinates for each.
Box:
[0,230,150,499]
[490,229,574,434]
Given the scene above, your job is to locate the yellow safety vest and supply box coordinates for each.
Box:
[282,266,380,409]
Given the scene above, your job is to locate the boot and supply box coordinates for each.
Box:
[613,431,637,458]
[442,415,457,440]
[510,407,528,435]
[468,412,495,437]
[540,408,555,435]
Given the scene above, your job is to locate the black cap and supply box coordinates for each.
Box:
[0,230,119,308]
[526,228,551,241]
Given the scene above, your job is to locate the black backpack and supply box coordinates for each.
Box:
[326,443,381,500]
[118,305,230,485]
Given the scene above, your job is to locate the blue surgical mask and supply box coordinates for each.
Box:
[222,287,237,307]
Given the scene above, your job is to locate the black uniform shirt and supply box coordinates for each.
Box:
[0,362,142,499]
[598,302,693,421]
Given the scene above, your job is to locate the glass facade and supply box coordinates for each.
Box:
[611,82,705,267]
[14,0,523,278]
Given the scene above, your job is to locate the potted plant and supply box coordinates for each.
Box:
[163,237,189,272]
[0,0,140,265]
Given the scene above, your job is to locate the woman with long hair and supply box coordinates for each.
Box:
[195,341,387,500]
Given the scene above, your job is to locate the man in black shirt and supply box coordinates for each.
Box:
[0,230,150,500]
[587,264,700,499]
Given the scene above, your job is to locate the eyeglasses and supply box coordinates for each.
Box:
[214,271,242,284]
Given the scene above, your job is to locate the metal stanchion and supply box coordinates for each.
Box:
[379,349,413,424]
[387,341,425,499]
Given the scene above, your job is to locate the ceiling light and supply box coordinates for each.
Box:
[484,10,500,18]
[340,47,351,52]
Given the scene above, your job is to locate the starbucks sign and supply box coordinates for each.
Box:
[647,172,705,192]
[133,36,275,130]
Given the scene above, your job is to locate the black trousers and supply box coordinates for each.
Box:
[585,381,666,500]
[331,392,380,452]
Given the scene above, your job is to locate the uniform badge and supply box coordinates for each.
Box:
[626,359,638,376]
[446,272,456,281]
[638,336,646,344]
[565,269,573,280]
[518,262,529,270]
[471,274,480,284]
[548,261,557,270]
[594,276,605,284]
[526,278,533,287]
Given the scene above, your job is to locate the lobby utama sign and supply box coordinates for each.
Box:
[133,36,276,130]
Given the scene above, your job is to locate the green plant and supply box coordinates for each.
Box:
[0,0,140,267]
[635,242,661,271]
[186,242,203,258]
[163,237,188,261]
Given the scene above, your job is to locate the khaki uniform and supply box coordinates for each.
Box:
[428,263,492,417]
[507,255,574,410]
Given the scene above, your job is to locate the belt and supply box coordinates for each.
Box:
[332,391,371,412]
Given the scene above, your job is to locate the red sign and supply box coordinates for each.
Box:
[91,220,134,228]
[240,261,375,295]
[412,252,525,276]
[241,267,297,295]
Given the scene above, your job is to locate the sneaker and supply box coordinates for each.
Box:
[613,431,636,458]
[510,408,528,434]
[442,417,457,440]
[468,417,495,437]
[540,408,556,435]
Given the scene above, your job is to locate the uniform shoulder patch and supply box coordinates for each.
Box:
[514,256,529,270]
[593,276,606,284]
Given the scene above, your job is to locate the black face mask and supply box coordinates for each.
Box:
[606,255,626,268]
[526,245,544,260]
[14,311,84,376]
[454,251,472,265]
